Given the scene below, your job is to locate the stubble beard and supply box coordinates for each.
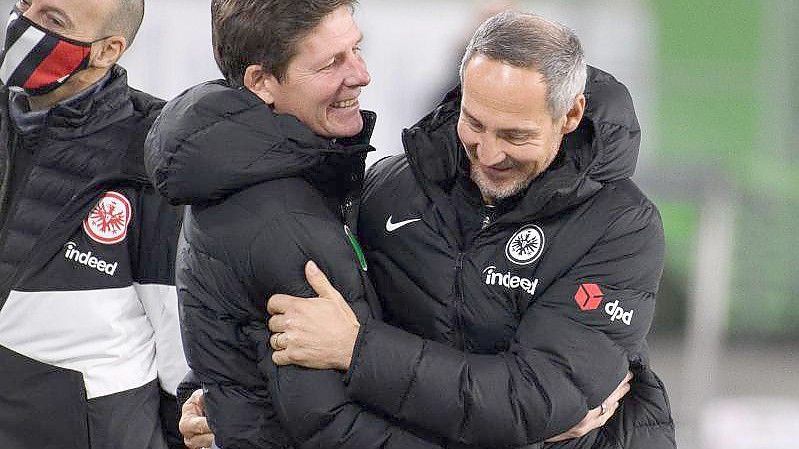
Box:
[470,163,534,205]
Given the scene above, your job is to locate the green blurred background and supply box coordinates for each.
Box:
[651,0,799,340]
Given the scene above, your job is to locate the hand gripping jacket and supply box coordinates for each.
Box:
[0,66,188,449]
[145,81,452,449]
[351,66,676,448]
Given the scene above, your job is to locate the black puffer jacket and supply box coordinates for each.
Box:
[350,67,676,448]
[145,81,448,449]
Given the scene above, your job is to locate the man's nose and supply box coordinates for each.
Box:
[344,56,370,87]
[475,139,506,167]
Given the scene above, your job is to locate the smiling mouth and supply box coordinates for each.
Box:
[482,160,517,174]
[331,98,359,109]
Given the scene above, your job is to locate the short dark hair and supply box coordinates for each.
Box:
[104,0,145,47]
[211,0,357,87]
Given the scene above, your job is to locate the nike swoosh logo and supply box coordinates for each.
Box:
[386,216,422,232]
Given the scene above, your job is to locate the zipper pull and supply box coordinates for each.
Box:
[482,204,497,229]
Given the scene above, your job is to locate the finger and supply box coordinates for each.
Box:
[544,434,568,443]
[616,371,633,389]
[195,388,205,410]
[599,401,620,425]
[267,294,296,315]
[268,314,291,333]
[269,332,280,350]
[183,388,203,410]
[609,379,632,403]
[269,332,290,351]
[180,415,210,438]
[272,348,292,366]
[189,388,205,416]
[184,432,214,449]
[305,260,341,300]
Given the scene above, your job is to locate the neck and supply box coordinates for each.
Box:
[27,67,110,111]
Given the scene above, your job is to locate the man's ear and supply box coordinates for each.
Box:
[243,64,279,105]
[91,36,127,69]
[561,93,586,134]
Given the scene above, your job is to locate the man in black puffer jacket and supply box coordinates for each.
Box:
[0,1,188,448]
[147,1,486,448]
[267,11,676,449]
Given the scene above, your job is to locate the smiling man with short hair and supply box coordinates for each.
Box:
[146,1,454,448]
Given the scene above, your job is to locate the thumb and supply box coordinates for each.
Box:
[196,388,205,411]
[305,260,341,300]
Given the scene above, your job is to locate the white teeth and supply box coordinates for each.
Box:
[331,98,358,108]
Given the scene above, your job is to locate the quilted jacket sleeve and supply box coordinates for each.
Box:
[179,197,444,449]
[344,199,672,448]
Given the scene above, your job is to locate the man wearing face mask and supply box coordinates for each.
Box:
[0,1,188,449]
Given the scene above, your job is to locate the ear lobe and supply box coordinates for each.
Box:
[243,64,277,105]
[561,93,586,134]
[90,36,127,69]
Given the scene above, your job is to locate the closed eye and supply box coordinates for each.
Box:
[45,14,65,28]
[504,134,532,145]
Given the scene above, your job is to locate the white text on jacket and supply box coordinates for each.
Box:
[483,266,539,296]
[64,242,118,276]
[604,300,634,325]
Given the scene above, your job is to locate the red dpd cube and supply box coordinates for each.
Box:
[575,283,604,311]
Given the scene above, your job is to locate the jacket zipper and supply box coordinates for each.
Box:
[452,251,466,350]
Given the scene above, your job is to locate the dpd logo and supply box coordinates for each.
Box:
[574,283,635,326]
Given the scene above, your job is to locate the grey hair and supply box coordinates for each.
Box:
[459,11,587,118]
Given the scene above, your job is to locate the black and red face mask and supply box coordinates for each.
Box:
[0,8,93,95]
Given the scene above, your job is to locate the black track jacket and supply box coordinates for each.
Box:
[350,67,676,449]
[145,81,451,449]
[0,66,188,449]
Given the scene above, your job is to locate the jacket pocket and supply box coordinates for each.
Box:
[0,345,89,449]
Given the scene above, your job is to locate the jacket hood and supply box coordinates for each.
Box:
[145,80,375,206]
[403,66,641,222]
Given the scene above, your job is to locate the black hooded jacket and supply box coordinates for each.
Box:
[348,67,676,448]
[145,81,449,449]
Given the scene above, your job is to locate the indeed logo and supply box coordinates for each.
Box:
[605,300,634,326]
[64,242,118,276]
[483,266,539,296]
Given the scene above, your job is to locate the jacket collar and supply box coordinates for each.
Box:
[9,65,137,139]
[145,81,376,206]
